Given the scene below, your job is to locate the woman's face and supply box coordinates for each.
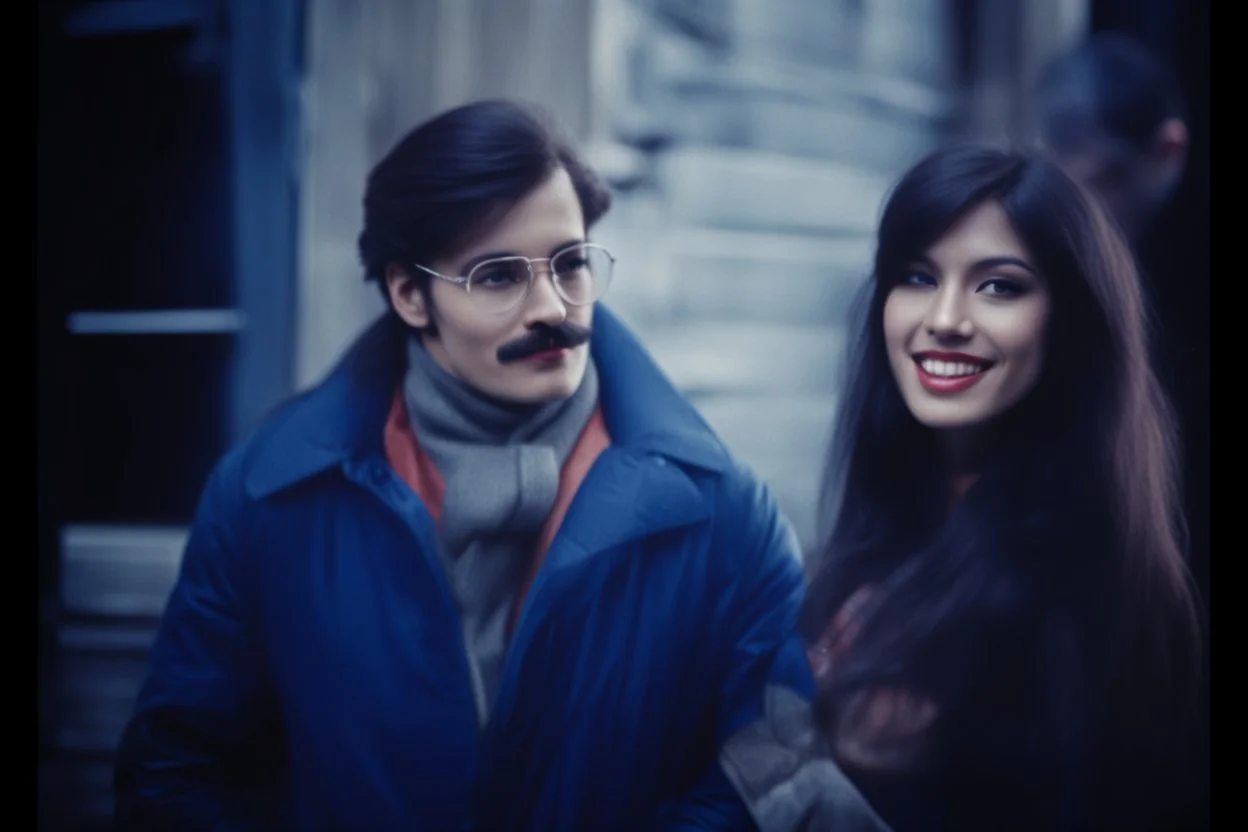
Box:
[883,200,1052,431]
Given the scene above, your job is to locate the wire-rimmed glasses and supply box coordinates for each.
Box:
[410,242,615,315]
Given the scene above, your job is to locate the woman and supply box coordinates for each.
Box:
[725,145,1205,832]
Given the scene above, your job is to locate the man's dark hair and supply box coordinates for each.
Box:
[357,99,613,310]
[1036,32,1187,154]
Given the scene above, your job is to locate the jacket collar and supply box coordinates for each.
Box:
[244,306,731,500]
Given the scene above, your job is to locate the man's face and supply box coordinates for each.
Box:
[388,167,596,404]
[1051,127,1184,240]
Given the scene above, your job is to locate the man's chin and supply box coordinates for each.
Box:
[488,369,585,405]
[522,375,582,404]
[514,353,589,401]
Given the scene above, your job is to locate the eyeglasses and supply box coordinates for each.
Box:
[410,242,615,315]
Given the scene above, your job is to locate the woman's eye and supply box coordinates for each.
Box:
[979,278,1025,297]
[902,272,937,288]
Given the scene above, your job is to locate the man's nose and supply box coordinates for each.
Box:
[521,261,568,326]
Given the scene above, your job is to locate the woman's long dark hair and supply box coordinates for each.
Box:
[803,145,1203,824]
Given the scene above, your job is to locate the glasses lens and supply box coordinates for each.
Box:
[550,244,613,306]
[466,258,532,314]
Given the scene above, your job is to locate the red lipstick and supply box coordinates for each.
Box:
[912,351,993,394]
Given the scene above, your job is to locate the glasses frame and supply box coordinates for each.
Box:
[409,242,615,315]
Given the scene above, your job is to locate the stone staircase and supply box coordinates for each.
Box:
[592,52,953,554]
[42,526,180,828]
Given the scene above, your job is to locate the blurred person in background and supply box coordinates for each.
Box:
[1034,30,1208,631]
[1035,33,1189,243]
[112,99,836,830]
[721,145,1205,832]
[1036,39,1209,827]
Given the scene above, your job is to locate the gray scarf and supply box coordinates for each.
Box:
[403,337,599,725]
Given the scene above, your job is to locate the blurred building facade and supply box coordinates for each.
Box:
[39,0,1117,827]
[295,0,1087,553]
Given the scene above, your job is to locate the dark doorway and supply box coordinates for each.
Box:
[37,1,302,826]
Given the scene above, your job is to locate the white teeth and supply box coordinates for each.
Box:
[920,359,986,377]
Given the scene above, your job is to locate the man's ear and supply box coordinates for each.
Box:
[385,263,431,329]
[1154,117,1189,165]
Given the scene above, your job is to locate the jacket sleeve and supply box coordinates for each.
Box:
[653,467,816,830]
[113,455,283,831]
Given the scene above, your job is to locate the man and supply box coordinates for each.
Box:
[1034,32,1190,241]
[1034,32,1209,829]
[1034,31,1207,607]
[113,99,815,830]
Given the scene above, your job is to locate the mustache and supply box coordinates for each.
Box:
[496,321,593,364]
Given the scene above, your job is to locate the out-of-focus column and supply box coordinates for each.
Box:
[960,0,1088,144]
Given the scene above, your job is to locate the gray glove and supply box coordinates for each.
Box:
[719,685,894,832]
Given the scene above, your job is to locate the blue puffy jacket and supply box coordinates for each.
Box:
[114,308,813,831]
